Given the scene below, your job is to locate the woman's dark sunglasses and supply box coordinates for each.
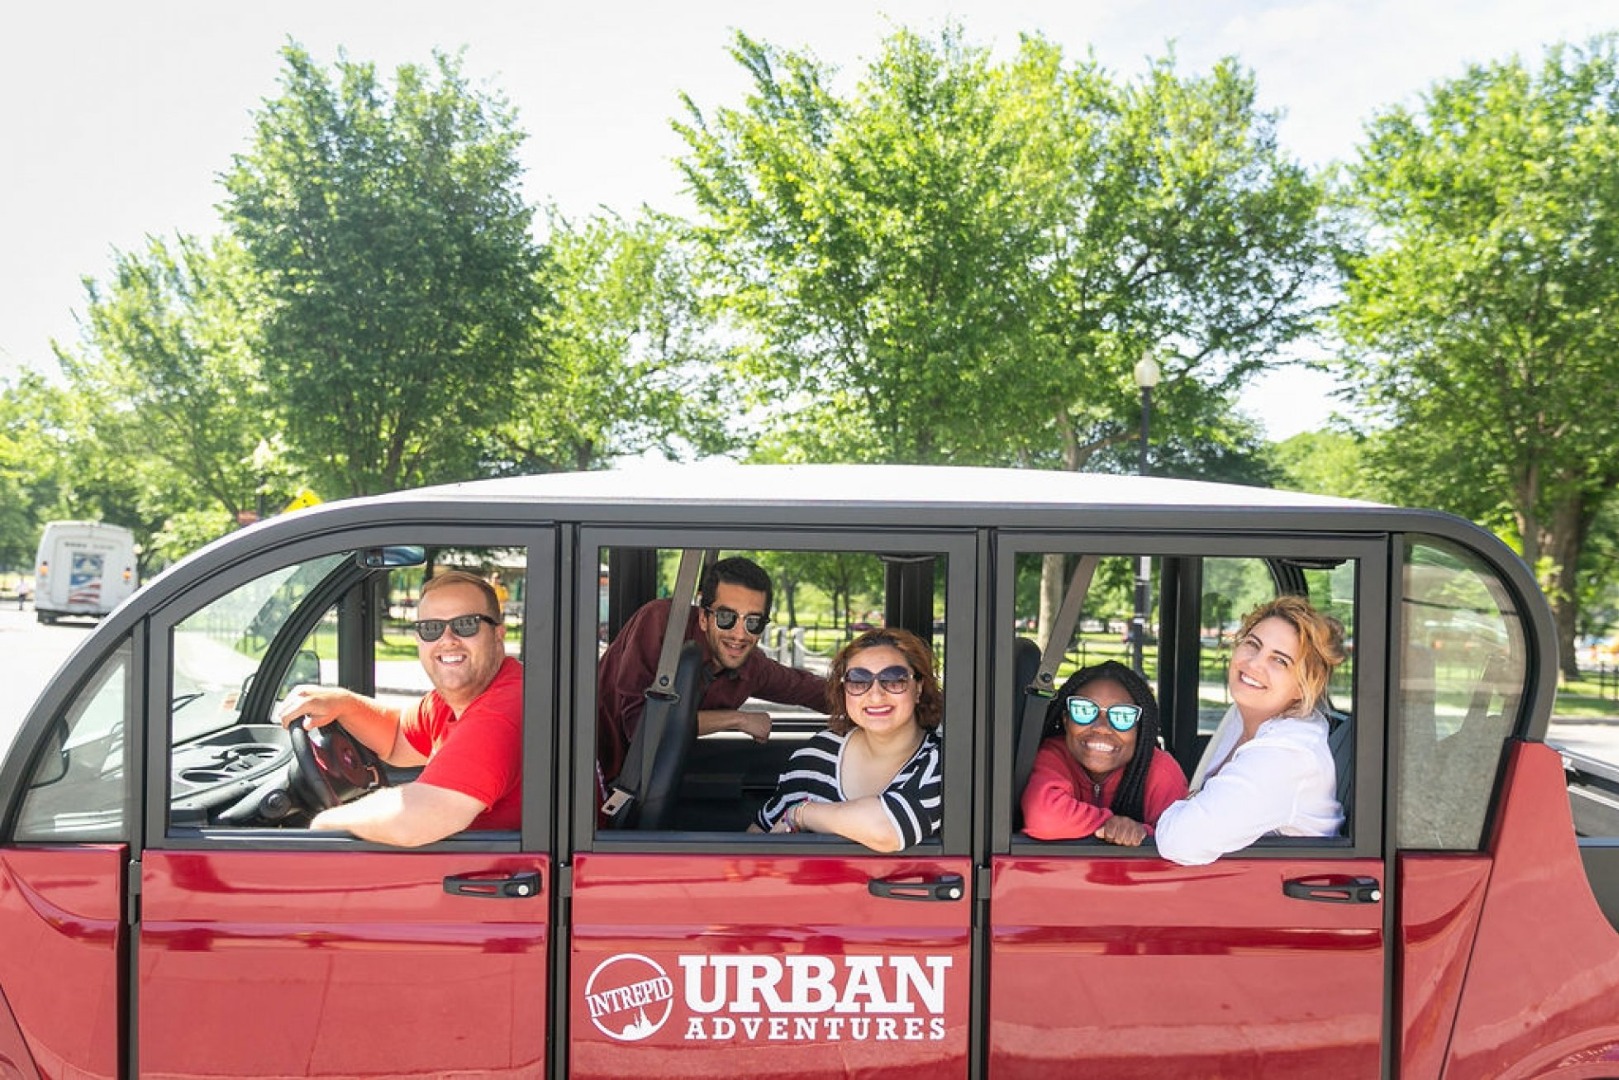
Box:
[705,606,768,636]
[1066,696,1143,732]
[413,613,499,642]
[843,664,914,696]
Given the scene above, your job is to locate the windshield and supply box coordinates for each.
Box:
[170,554,347,742]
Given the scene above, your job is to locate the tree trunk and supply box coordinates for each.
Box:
[1548,495,1591,682]
[1038,553,1066,652]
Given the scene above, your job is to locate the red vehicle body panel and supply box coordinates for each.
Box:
[0,846,123,1080]
[1438,742,1619,1078]
[568,851,973,1079]
[989,853,1384,1077]
[138,850,550,1079]
[1393,853,1490,1079]
[0,982,39,1080]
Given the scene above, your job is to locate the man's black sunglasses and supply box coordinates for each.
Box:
[705,606,768,636]
[413,613,500,642]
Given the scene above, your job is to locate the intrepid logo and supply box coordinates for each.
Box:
[585,953,676,1042]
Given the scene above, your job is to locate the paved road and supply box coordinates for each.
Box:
[0,604,92,758]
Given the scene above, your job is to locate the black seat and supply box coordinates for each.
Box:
[1325,706,1353,825]
[608,641,703,829]
[1009,637,1045,829]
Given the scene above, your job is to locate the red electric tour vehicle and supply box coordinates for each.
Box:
[1,464,1615,1078]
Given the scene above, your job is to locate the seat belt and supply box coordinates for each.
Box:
[1023,555,1098,714]
[602,549,704,821]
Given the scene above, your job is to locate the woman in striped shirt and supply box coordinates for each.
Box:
[754,628,943,851]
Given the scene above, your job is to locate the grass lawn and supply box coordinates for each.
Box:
[1554,671,1619,719]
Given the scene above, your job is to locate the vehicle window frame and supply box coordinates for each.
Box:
[993,530,1388,861]
[1394,532,1535,851]
[9,636,138,843]
[573,524,977,858]
[142,522,554,854]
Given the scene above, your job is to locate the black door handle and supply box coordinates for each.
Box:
[443,870,543,899]
[1282,875,1381,904]
[867,873,965,902]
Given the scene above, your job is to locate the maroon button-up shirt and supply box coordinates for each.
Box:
[595,598,828,789]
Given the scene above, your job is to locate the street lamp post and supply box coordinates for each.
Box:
[250,438,274,525]
[1131,353,1161,674]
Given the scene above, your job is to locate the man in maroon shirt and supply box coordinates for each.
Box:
[596,556,826,800]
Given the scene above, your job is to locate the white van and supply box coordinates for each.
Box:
[33,520,138,624]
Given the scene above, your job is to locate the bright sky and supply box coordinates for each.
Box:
[3,0,1614,440]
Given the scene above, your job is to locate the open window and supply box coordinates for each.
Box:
[1003,538,1375,856]
[159,543,530,837]
[584,536,965,846]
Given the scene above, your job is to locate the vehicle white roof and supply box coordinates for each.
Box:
[391,463,1383,512]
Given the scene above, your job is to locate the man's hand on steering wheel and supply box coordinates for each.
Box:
[276,684,360,733]
[286,719,387,813]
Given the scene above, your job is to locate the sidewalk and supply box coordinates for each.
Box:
[1547,716,1619,762]
[374,659,433,698]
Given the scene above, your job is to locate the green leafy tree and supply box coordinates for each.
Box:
[0,374,69,568]
[677,29,1336,472]
[55,235,274,532]
[223,44,546,496]
[752,550,823,630]
[489,211,738,472]
[0,371,161,571]
[1270,430,1381,500]
[1018,47,1338,475]
[680,30,1331,638]
[1576,498,1619,644]
[1338,36,1619,678]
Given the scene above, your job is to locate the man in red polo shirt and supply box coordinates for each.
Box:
[597,556,826,804]
[277,569,522,845]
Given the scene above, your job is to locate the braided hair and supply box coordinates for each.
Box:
[1042,660,1162,823]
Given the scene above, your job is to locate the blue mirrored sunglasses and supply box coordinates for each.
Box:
[1066,695,1142,732]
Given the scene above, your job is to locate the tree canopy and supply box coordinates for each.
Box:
[222,44,547,496]
[676,28,1337,473]
[489,212,739,473]
[56,235,269,532]
[1338,34,1619,677]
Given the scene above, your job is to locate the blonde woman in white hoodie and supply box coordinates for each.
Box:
[1156,595,1346,866]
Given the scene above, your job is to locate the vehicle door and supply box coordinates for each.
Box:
[566,531,977,1079]
[989,537,1389,1078]
[136,526,555,1078]
[1,637,133,1080]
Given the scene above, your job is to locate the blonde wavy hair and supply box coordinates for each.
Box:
[1234,595,1346,717]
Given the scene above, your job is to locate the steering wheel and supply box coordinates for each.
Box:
[288,721,385,812]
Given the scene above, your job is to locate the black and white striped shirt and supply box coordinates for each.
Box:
[756,729,943,848]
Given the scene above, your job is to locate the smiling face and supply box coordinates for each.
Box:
[841,643,920,738]
[415,580,507,713]
[1228,615,1304,725]
[1062,676,1139,784]
[697,581,768,672]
